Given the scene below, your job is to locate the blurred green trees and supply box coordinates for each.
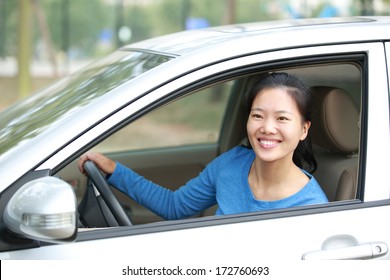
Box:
[2,0,387,60]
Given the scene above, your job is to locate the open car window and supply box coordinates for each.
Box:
[95,82,233,153]
[57,58,364,227]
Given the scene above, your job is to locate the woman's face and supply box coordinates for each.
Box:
[246,87,310,165]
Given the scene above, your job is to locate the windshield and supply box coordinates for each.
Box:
[0,50,173,158]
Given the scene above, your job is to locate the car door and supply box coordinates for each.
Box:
[1,42,390,264]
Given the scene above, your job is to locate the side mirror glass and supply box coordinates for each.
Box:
[4,177,77,243]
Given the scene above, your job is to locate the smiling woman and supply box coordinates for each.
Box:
[77,72,328,221]
[246,73,315,171]
[246,73,323,203]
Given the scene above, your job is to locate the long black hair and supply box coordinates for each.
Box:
[246,72,317,173]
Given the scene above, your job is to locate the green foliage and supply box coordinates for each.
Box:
[125,6,153,42]
[2,0,389,60]
[0,0,18,56]
[38,0,112,57]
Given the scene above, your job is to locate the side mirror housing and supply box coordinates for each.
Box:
[4,177,77,243]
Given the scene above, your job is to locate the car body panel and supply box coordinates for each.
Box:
[360,42,390,201]
[1,201,389,260]
[127,17,381,56]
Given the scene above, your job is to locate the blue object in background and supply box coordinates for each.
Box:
[186,18,210,30]
[319,5,339,17]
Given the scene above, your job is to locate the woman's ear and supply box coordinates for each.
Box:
[300,121,311,141]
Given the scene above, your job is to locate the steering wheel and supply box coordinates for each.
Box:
[83,160,132,226]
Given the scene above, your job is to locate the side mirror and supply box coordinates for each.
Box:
[4,177,77,243]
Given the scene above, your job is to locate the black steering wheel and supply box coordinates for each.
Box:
[83,160,132,226]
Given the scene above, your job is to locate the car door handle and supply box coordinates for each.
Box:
[302,235,388,260]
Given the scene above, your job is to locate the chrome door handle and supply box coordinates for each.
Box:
[302,235,388,260]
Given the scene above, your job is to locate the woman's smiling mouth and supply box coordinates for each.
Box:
[259,139,280,148]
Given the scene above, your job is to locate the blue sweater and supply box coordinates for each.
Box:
[108,146,328,220]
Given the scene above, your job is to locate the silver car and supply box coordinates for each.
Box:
[0,16,390,264]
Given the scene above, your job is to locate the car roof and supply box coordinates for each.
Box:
[125,17,390,57]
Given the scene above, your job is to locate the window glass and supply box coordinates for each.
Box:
[96,81,233,153]
[0,50,172,159]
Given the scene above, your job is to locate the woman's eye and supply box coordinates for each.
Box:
[278,116,288,121]
[253,114,262,119]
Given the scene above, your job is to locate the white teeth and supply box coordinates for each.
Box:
[260,140,277,146]
[260,140,277,145]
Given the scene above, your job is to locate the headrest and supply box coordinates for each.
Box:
[310,86,359,153]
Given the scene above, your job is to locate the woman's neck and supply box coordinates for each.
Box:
[248,158,308,201]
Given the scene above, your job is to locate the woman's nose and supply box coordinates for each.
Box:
[260,118,277,134]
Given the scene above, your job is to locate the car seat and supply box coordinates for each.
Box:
[310,86,360,201]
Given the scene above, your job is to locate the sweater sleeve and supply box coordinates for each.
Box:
[107,162,217,220]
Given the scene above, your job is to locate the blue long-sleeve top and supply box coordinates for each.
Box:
[107,146,328,220]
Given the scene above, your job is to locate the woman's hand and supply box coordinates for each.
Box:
[78,151,116,176]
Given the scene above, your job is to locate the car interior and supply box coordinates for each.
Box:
[57,60,362,227]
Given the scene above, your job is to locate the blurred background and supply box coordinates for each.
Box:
[1,0,389,111]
